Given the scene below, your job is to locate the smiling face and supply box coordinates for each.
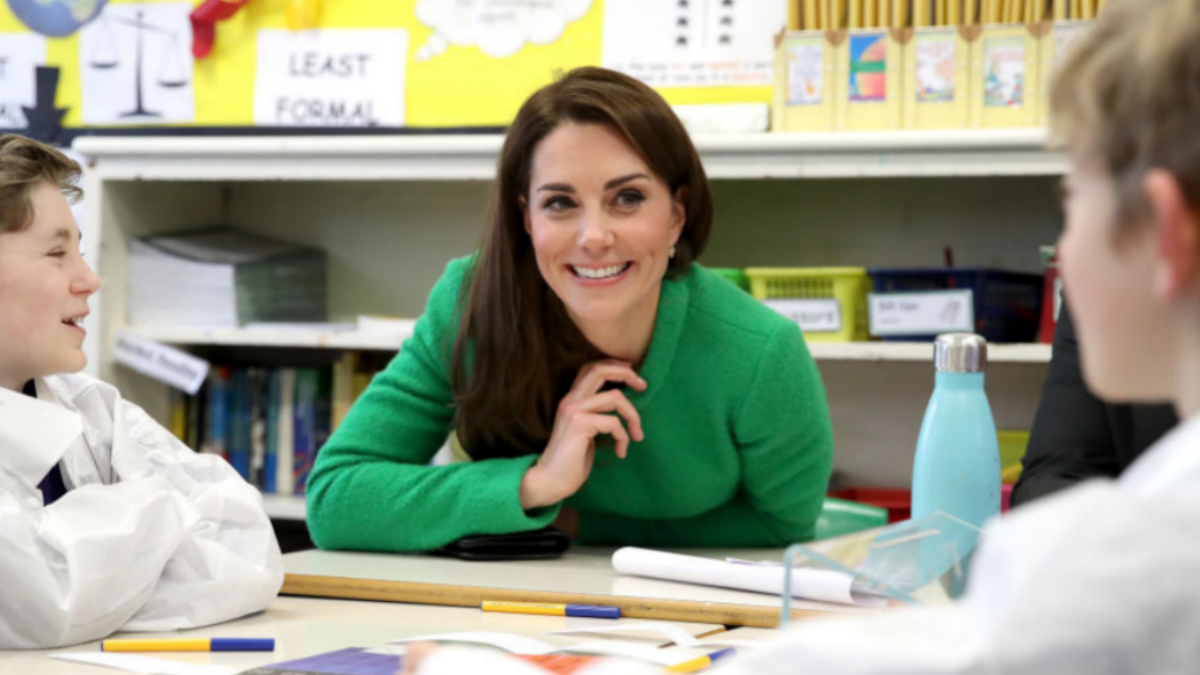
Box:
[522,122,685,333]
[0,181,100,390]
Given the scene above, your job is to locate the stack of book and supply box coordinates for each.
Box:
[129,227,327,327]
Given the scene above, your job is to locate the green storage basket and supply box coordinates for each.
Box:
[744,267,870,342]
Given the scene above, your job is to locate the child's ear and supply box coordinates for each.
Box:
[1146,170,1200,300]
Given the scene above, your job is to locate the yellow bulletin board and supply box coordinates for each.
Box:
[0,0,777,130]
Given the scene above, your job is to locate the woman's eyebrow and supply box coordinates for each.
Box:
[604,173,649,190]
[535,173,649,194]
[536,182,575,193]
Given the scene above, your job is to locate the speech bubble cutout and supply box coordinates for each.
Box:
[414,0,593,61]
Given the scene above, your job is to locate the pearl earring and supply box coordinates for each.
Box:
[669,245,677,259]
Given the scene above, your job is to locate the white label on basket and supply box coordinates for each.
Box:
[869,290,974,336]
[765,299,842,333]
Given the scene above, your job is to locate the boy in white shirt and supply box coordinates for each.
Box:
[0,134,284,649]
[408,0,1200,672]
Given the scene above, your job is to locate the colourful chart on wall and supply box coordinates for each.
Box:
[0,0,786,133]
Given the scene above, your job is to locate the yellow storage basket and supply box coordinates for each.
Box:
[744,267,870,342]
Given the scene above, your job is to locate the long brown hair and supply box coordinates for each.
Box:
[451,67,713,460]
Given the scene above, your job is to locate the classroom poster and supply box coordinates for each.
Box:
[601,0,786,88]
[786,38,823,105]
[983,36,1025,108]
[76,1,194,124]
[915,32,955,103]
[253,29,408,127]
[413,0,592,60]
[849,33,887,103]
[5,0,107,36]
[0,0,775,130]
[0,33,46,127]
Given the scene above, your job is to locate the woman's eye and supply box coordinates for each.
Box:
[48,251,67,259]
[615,190,645,207]
[544,196,576,212]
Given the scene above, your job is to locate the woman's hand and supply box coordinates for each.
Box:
[519,360,646,510]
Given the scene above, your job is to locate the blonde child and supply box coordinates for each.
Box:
[0,135,283,649]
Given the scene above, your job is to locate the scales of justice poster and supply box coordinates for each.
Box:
[78,1,195,125]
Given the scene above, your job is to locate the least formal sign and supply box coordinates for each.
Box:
[869,290,974,336]
[113,332,210,394]
[765,299,842,333]
[254,29,408,127]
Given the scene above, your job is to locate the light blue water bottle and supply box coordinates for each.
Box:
[911,333,1001,529]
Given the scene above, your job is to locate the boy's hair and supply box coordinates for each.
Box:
[1049,0,1200,229]
[0,134,83,234]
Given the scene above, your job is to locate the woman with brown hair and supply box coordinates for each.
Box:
[307,67,833,550]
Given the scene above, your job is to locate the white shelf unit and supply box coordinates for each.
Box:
[121,325,416,351]
[79,131,1064,495]
[122,325,1053,364]
[75,129,1060,181]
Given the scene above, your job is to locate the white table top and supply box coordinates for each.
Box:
[1,595,748,675]
[283,547,859,619]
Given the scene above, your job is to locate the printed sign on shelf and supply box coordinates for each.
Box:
[113,332,210,394]
[765,299,842,333]
[869,290,974,336]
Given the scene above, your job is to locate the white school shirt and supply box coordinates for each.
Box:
[0,373,284,649]
[417,413,1200,675]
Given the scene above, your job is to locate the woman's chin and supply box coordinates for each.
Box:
[563,300,630,327]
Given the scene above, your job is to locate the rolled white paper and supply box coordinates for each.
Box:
[612,547,879,606]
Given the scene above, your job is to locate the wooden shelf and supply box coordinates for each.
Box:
[75,129,1062,182]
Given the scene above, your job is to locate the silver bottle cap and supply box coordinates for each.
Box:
[934,333,988,373]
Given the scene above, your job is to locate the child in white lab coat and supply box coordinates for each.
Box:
[408,0,1200,672]
[0,134,284,649]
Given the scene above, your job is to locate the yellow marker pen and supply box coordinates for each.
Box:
[481,601,621,619]
[665,648,738,674]
[101,638,275,652]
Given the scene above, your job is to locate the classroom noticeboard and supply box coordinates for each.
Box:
[0,0,787,132]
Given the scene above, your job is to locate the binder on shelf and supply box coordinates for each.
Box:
[228,369,252,480]
[263,370,282,495]
[127,227,327,328]
[1036,20,1092,125]
[276,369,297,496]
[202,367,230,459]
[904,26,975,129]
[773,30,840,132]
[969,24,1042,128]
[837,28,905,130]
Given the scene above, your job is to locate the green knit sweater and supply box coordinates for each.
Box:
[307,257,833,550]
